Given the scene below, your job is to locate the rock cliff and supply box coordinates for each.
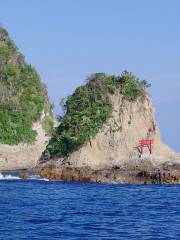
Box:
[0,27,55,170]
[0,113,53,170]
[64,91,178,169]
[38,73,180,183]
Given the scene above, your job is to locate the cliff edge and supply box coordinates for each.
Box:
[38,73,180,183]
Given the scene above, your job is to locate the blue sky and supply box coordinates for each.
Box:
[1,0,180,151]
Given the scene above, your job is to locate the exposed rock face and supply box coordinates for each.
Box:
[62,91,178,169]
[38,163,180,184]
[0,118,49,171]
[38,91,180,183]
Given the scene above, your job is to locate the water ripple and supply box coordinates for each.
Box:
[0,181,179,239]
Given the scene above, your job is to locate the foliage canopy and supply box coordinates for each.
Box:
[0,27,53,144]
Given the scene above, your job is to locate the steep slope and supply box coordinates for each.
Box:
[0,27,55,170]
[65,91,178,170]
[39,72,180,183]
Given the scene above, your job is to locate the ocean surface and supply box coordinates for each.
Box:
[0,174,179,240]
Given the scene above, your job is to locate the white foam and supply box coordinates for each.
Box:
[0,172,21,180]
[29,175,49,181]
[0,172,50,181]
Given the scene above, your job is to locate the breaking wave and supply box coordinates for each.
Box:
[0,173,49,181]
[29,175,49,181]
[0,172,21,180]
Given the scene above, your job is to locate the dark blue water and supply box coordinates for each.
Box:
[0,180,179,240]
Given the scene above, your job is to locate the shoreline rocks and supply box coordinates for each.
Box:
[37,160,180,184]
[1,159,179,184]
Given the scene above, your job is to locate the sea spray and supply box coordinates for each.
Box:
[0,172,49,181]
[0,172,21,180]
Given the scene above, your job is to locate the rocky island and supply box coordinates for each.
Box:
[0,27,179,183]
[38,72,180,184]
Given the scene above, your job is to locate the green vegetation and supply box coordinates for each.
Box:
[41,116,54,135]
[0,27,54,145]
[43,71,150,160]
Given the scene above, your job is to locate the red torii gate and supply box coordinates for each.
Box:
[139,139,154,155]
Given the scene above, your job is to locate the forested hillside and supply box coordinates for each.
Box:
[0,27,54,145]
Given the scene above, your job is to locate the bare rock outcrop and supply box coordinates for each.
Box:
[38,91,180,183]
[64,91,178,169]
[0,115,53,171]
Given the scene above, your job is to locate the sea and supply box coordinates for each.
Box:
[0,173,179,240]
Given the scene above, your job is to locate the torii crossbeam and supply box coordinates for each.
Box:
[139,139,154,155]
